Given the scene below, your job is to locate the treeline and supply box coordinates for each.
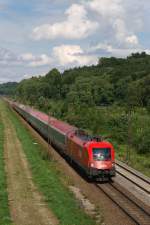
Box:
[0,82,18,96]
[1,52,150,157]
[14,52,150,109]
[1,52,150,109]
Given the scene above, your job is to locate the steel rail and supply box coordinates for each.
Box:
[116,160,150,185]
[115,161,150,195]
[96,182,150,225]
[116,170,150,195]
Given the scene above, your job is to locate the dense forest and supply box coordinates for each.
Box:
[1,52,150,173]
[0,82,18,96]
[1,52,150,109]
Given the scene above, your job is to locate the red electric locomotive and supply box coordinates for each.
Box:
[11,102,116,180]
[67,130,115,179]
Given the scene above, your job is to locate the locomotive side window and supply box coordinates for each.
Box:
[93,148,111,161]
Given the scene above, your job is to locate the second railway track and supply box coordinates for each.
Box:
[96,181,150,225]
[115,160,150,195]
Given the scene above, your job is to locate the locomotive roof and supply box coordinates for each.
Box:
[75,129,103,142]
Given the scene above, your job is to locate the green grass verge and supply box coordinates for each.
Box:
[0,112,12,225]
[2,101,97,225]
[115,143,150,177]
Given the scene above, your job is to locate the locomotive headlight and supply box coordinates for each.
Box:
[112,162,115,167]
[90,163,94,167]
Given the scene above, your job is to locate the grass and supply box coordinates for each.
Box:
[0,112,12,225]
[2,100,97,225]
[100,107,150,177]
[115,143,150,177]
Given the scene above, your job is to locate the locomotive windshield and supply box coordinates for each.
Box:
[93,148,111,161]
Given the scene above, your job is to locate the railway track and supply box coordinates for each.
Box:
[115,160,150,195]
[96,182,150,225]
[95,160,150,225]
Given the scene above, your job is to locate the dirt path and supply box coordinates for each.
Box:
[1,107,59,225]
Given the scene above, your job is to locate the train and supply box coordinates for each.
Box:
[10,101,116,180]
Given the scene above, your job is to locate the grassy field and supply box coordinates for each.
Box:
[0,111,12,225]
[114,143,150,177]
[109,108,150,177]
[2,100,98,225]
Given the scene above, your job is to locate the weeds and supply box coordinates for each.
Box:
[0,109,12,225]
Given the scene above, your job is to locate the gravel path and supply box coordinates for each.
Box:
[1,107,58,225]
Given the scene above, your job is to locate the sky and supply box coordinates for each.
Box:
[0,0,150,83]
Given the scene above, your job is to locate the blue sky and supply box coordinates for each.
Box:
[0,0,149,83]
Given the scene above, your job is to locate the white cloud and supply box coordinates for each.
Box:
[125,35,138,45]
[87,0,139,46]
[89,43,113,52]
[53,44,97,66]
[21,53,52,67]
[32,4,99,40]
[88,0,124,18]
[0,48,52,68]
[112,18,139,46]
[21,53,36,61]
[0,47,21,65]
[88,42,150,57]
[29,54,52,67]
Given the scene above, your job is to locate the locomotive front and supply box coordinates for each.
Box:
[87,141,116,179]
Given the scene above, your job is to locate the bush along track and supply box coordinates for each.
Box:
[2,101,97,225]
[0,111,12,225]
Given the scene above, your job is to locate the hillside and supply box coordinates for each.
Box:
[0,82,18,96]
[0,52,149,107]
[1,52,149,108]
[1,52,150,175]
